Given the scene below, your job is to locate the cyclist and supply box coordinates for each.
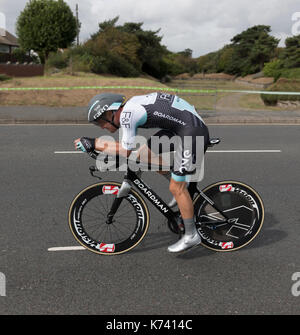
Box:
[74,92,210,253]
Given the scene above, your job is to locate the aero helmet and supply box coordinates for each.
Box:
[87,93,126,127]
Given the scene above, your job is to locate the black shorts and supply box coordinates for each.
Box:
[147,123,209,181]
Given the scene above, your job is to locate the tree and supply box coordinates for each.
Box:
[118,20,168,78]
[263,59,283,81]
[16,0,78,63]
[217,45,235,73]
[85,21,141,77]
[90,16,120,39]
[281,35,300,68]
[229,25,279,75]
[197,51,219,73]
[177,48,193,58]
[88,17,170,79]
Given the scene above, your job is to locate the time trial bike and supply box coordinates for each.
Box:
[68,138,265,255]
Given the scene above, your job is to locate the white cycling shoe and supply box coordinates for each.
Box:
[168,232,202,253]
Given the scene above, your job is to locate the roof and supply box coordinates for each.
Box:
[0,30,19,47]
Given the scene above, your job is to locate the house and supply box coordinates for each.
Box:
[0,30,19,54]
[0,29,43,77]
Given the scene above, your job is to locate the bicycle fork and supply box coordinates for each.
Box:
[106,180,132,224]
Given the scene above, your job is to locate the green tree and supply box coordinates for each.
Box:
[88,17,170,79]
[90,16,120,39]
[177,48,193,58]
[16,0,78,63]
[217,45,235,73]
[281,35,300,68]
[229,25,279,75]
[197,51,219,73]
[172,50,197,75]
[119,20,168,78]
[85,22,140,77]
[263,59,283,81]
[162,52,186,76]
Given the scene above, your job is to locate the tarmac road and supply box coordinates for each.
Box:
[0,124,299,315]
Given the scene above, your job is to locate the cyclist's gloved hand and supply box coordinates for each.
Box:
[76,137,95,153]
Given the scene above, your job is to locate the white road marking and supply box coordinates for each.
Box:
[54,151,83,154]
[54,150,282,154]
[207,150,282,153]
[51,147,281,252]
[48,246,85,251]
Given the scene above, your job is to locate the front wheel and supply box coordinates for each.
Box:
[68,182,150,255]
[194,181,264,252]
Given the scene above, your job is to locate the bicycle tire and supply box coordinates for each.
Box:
[68,182,150,255]
[193,181,264,252]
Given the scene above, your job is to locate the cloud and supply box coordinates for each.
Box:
[0,0,299,56]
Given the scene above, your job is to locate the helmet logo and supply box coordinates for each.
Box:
[93,104,109,120]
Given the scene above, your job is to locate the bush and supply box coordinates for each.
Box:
[263,59,283,81]
[261,78,300,105]
[12,48,28,63]
[63,46,93,73]
[0,74,11,81]
[279,67,300,79]
[260,93,279,106]
[71,56,92,73]
[90,56,108,74]
[97,53,139,77]
[109,54,140,77]
[46,51,69,69]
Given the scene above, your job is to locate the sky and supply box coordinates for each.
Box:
[1,0,300,57]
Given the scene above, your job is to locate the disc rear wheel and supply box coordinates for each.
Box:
[194,181,264,252]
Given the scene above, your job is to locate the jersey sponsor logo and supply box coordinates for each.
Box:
[121,111,132,128]
[99,243,115,253]
[219,184,233,192]
[153,111,187,126]
[102,185,119,195]
[179,150,192,174]
[158,93,173,102]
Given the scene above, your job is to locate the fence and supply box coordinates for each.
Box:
[0,52,34,63]
[0,63,44,77]
[168,79,218,111]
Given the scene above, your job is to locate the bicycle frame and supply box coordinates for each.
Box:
[90,164,230,228]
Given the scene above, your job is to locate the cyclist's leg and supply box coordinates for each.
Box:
[144,130,190,208]
[169,177,192,219]
[168,127,209,252]
[168,174,201,253]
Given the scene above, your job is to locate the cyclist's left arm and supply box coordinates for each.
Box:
[95,138,132,157]
[74,137,132,157]
[75,103,146,157]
